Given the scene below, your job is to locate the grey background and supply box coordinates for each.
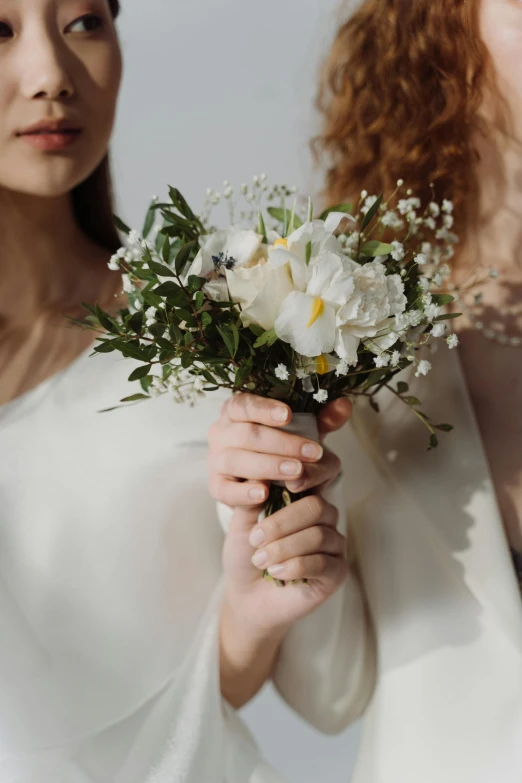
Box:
[112,1,361,780]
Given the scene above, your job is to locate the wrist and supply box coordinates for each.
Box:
[222,582,292,641]
[219,591,290,709]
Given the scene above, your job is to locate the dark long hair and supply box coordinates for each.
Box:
[71,0,121,254]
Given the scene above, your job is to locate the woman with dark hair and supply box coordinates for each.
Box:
[207,1,522,781]
[0,1,353,781]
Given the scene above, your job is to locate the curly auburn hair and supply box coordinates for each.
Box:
[314,0,504,240]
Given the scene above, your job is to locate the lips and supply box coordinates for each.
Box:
[16,119,83,151]
[17,119,83,137]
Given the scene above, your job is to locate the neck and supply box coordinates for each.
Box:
[470,132,522,272]
[0,188,111,327]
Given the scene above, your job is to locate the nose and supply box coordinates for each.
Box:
[22,32,75,102]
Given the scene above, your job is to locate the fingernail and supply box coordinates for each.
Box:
[301,442,323,460]
[268,564,285,576]
[249,527,266,547]
[271,407,289,423]
[286,480,304,493]
[252,550,268,568]
[249,486,266,502]
[280,460,302,476]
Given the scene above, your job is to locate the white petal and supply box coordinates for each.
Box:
[275,291,337,357]
[202,229,262,270]
[203,278,230,302]
[241,265,295,331]
[306,253,343,298]
[183,250,205,283]
[335,328,361,366]
[324,211,357,233]
[226,264,269,308]
[269,247,309,292]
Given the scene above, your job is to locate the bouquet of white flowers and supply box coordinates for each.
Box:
[81,177,460,582]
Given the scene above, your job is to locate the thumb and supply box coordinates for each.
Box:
[318,398,353,437]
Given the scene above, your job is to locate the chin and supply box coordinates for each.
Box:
[0,149,109,200]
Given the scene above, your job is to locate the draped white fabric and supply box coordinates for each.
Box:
[0,347,286,782]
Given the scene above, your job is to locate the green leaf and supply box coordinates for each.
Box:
[128,365,151,382]
[235,358,253,389]
[361,195,383,230]
[254,328,278,349]
[148,259,176,278]
[113,214,131,235]
[319,203,353,221]
[434,313,462,322]
[431,294,455,306]
[120,393,151,403]
[154,281,184,297]
[162,235,171,264]
[149,322,166,339]
[142,202,156,239]
[288,200,297,235]
[230,323,240,355]
[156,337,174,351]
[175,240,198,276]
[158,349,177,363]
[95,304,120,335]
[428,433,439,450]
[403,396,421,406]
[115,339,151,362]
[360,241,395,257]
[267,207,303,230]
[397,381,409,394]
[169,187,199,223]
[249,324,264,337]
[94,340,116,354]
[169,323,183,343]
[128,310,144,334]
[188,275,205,293]
[258,211,268,243]
[217,326,236,358]
[195,291,205,311]
[435,423,454,432]
[201,311,212,327]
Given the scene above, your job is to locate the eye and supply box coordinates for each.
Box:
[66,14,105,34]
[0,21,14,39]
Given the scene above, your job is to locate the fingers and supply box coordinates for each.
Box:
[265,553,349,584]
[317,398,353,437]
[211,448,304,483]
[224,394,292,428]
[251,525,345,571]
[213,421,324,463]
[248,495,346,580]
[285,449,341,494]
[250,496,339,547]
[210,475,269,507]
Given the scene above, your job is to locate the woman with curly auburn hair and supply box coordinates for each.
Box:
[217,1,522,781]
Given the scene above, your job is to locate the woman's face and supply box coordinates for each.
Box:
[480,0,522,133]
[0,0,121,198]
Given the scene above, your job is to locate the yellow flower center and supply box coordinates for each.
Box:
[274,238,288,248]
[316,354,330,375]
[307,297,325,328]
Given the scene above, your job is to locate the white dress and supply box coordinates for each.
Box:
[0,346,287,783]
[272,347,522,782]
